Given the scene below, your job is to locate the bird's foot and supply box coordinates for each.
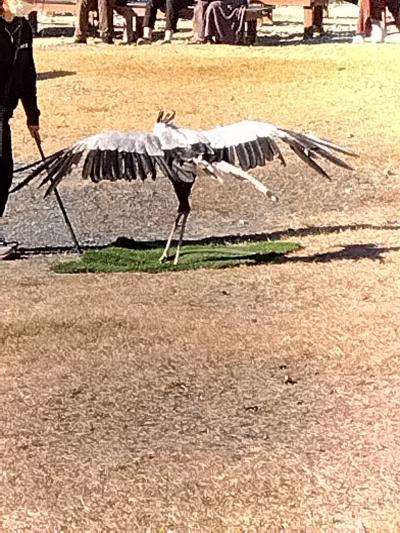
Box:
[159,254,171,263]
[159,252,180,265]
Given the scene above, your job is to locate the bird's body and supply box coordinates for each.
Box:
[14,112,357,263]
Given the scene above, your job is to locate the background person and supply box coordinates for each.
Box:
[356,0,400,40]
[0,0,40,259]
[192,0,247,44]
[74,0,114,44]
[137,0,192,44]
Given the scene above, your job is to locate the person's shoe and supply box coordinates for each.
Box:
[0,241,18,260]
[187,37,207,45]
[352,34,365,44]
[137,37,152,45]
[73,36,87,44]
[101,36,114,44]
[160,29,173,44]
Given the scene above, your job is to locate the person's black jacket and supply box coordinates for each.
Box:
[0,16,40,125]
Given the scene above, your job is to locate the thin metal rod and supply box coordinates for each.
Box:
[34,138,82,254]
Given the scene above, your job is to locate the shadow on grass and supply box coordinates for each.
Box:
[177,247,286,264]
[52,240,300,274]
[104,240,400,266]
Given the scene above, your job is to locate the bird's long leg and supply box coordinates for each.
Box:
[159,212,183,262]
[161,179,193,265]
[173,211,189,265]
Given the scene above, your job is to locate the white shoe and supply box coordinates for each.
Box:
[352,34,365,44]
[0,241,18,260]
[137,37,152,45]
[370,22,385,42]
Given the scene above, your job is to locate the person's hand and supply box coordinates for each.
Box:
[28,124,41,143]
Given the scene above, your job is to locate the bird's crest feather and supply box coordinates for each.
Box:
[157,110,176,125]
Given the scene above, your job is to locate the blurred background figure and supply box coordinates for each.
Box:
[192,0,248,44]
[74,0,114,44]
[355,0,400,41]
[137,0,192,44]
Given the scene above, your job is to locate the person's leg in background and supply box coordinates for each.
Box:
[115,2,135,42]
[191,0,212,42]
[387,0,400,30]
[74,0,96,43]
[312,4,324,34]
[163,0,192,42]
[0,123,18,259]
[98,0,115,43]
[137,0,165,43]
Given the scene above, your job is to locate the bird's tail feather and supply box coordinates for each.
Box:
[10,150,66,193]
[13,149,65,174]
[302,132,358,157]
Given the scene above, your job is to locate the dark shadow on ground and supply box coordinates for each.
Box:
[36,26,128,38]
[255,29,355,46]
[179,243,400,266]
[37,26,75,38]
[18,221,400,258]
[33,26,189,40]
[274,243,400,264]
[37,70,76,81]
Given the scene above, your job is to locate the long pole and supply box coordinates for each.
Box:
[35,138,82,254]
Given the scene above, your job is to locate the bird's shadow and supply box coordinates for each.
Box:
[276,242,400,264]
[19,221,400,266]
[37,70,76,81]
[112,238,399,266]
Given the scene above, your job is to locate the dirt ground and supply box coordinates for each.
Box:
[1,9,400,530]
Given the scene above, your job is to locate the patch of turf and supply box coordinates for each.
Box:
[53,240,300,274]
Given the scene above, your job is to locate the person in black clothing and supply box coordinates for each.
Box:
[137,0,192,44]
[0,0,40,258]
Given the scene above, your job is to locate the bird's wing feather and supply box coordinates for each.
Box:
[201,120,357,176]
[12,131,167,196]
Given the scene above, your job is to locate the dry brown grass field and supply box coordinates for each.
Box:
[1,33,400,531]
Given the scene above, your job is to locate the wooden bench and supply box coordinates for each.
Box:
[243,4,275,43]
[255,0,328,37]
[29,0,274,44]
[125,1,274,43]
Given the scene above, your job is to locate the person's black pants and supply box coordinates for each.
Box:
[0,123,13,218]
[143,0,191,31]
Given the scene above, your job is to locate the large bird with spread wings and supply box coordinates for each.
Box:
[14,111,356,263]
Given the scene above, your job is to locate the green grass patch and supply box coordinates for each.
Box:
[53,240,300,274]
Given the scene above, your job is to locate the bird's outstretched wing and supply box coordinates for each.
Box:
[12,130,172,196]
[201,120,357,178]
